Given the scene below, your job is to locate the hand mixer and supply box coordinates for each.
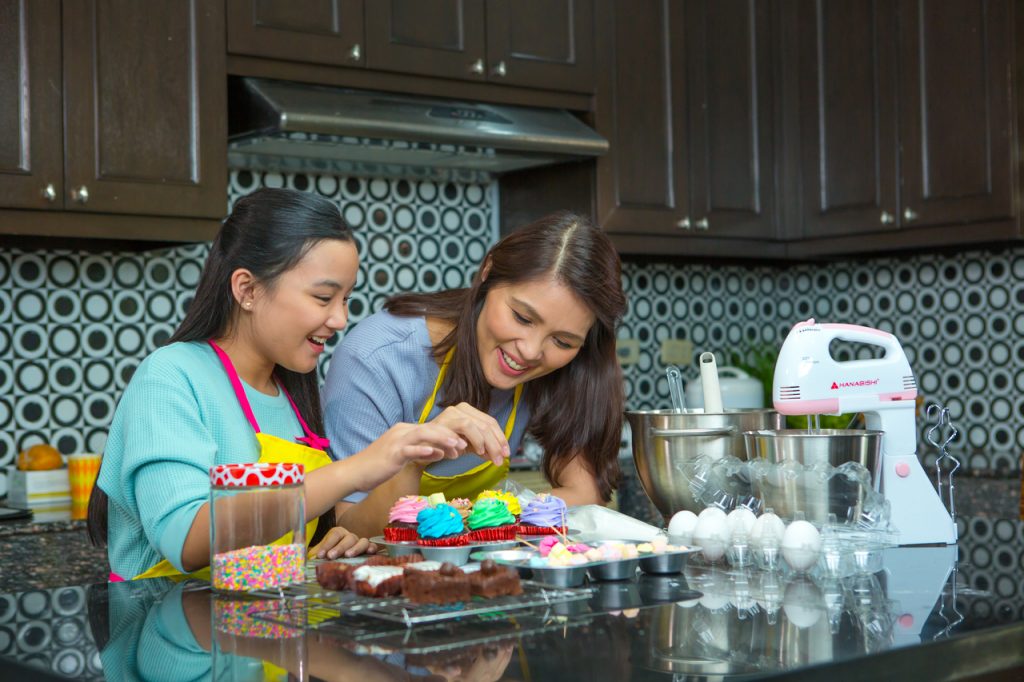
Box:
[772,319,957,545]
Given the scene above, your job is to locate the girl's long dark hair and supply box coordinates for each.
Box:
[88,188,353,548]
[386,211,627,501]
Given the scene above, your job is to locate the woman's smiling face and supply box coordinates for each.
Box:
[248,238,358,375]
[475,275,596,390]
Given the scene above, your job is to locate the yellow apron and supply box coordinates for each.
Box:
[130,342,331,581]
[418,347,523,499]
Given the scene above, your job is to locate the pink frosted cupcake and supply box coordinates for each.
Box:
[384,495,428,541]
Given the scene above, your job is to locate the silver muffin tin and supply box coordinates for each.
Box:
[472,541,701,588]
[370,536,519,566]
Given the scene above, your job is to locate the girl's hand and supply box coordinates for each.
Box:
[310,525,379,559]
[431,402,510,466]
[352,422,468,490]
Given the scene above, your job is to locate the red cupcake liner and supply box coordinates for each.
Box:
[516,524,568,536]
[384,526,418,542]
[468,525,516,542]
[417,533,469,547]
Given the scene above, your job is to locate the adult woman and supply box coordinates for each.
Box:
[89,188,465,580]
[323,211,627,538]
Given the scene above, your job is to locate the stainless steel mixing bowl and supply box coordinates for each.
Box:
[743,429,882,524]
[627,409,785,519]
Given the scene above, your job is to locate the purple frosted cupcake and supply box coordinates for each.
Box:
[517,494,568,536]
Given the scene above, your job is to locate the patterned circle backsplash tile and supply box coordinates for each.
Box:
[0,167,1021,499]
[0,169,497,495]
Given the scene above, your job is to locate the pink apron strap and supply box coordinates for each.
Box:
[207,339,330,450]
[279,384,331,451]
[207,340,261,433]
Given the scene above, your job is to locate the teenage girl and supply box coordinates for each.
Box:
[88,188,467,580]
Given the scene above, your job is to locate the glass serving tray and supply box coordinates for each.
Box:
[251,579,594,628]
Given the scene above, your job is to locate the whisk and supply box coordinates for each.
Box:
[665,365,686,412]
[925,404,961,520]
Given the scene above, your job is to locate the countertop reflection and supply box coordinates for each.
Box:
[2,515,1023,681]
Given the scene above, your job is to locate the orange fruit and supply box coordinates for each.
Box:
[17,443,63,471]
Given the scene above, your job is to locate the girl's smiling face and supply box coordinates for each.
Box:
[475,275,595,390]
[246,238,359,375]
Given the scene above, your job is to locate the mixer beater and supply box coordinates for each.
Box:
[925,403,961,521]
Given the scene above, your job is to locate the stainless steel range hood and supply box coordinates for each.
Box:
[228,78,608,181]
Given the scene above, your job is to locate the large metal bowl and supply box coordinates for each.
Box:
[627,409,785,519]
[743,429,882,524]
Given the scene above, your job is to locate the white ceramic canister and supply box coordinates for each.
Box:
[685,366,764,410]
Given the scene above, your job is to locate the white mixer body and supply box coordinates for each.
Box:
[772,319,957,546]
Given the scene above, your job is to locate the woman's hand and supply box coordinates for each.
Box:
[431,402,510,466]
[310,525,379,559]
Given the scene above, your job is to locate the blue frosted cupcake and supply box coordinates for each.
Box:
[416,503,468,546]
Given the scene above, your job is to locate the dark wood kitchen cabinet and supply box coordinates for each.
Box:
[226,0,594,95]
[0,0,227,239]
[0,0,63,212]
[790,0,1014,253]
[594,0,783,258]
[226,0,365,67]
[366,0,594,93]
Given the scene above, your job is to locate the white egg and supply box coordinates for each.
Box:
[782,577,824,628]
[781,520,822,571]
[668,510,699,541]
[749,512,787,550]
[726,508,757,541]
[698,506,727,520]
[693,513,730,562]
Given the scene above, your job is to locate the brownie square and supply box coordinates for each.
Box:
[469,560,523,598]
[315,561,356,591]
[402,562,471,605]
[352,565,405,597]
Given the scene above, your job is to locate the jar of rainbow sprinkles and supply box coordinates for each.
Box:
[209,462,306,592]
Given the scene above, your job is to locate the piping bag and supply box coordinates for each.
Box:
[699,351,725,413]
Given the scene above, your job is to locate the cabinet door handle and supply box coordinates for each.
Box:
[695,217,709,230]
[676,217,691,230]
[880,210,894,225]
[492,60,507,77]
[348,43,361,61]
[470,58,485,74]
[903,207,918,222]
[71,186,89,204]
[41,183,57,202]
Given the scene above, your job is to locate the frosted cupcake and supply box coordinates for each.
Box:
[518,493,568,536]
[466,498,517,542]
[475,490,522,519]
[449,498,473,524]
[416,503,469,546]
[384,495,428,541]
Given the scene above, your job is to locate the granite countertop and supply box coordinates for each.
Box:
[0,474,1019,594]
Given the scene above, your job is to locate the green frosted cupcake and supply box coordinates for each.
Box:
[466,498,516,542]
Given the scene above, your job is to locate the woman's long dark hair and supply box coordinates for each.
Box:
[386,211,627,501]
[89,188,353,548]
